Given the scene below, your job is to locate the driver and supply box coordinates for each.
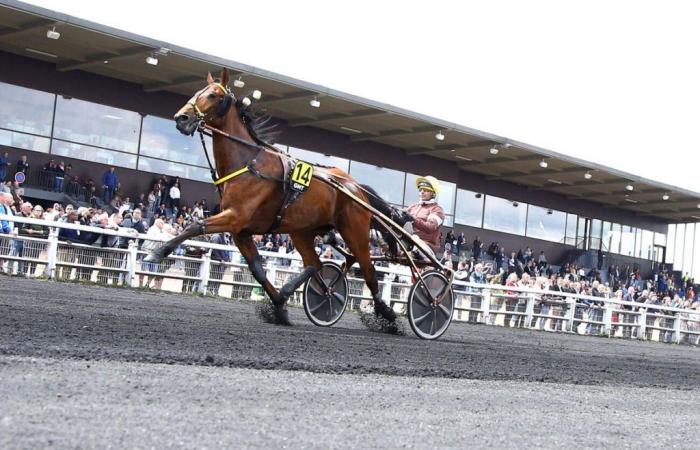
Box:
[403,175,445,256]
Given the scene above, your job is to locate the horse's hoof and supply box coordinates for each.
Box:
[255,302,292,326]
[373,300,397,322]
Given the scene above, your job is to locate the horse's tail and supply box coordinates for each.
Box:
[359,184,411,257]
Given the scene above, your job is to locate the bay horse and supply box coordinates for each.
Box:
[145,68,397,326]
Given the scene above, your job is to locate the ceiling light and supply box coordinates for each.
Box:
[233,77,245,88]
[25,48,57,58]
[546,179,562,185]
[340,126,362,134]
[512,201,519,207]
[145,54,158,66]
[626,184,634,191]
[435,130,445,141]
[455,155,472,161]
[252,90,262,100]
[697,203,700,209]
[539,159,548,168]
[662,193,670,201]
[584,171,592,180]
[625,198,639,204]
[489,146,499,155]
[309,97,320,108]
[103,60,109,64]
[46,26,60,40]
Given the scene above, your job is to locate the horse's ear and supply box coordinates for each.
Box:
[220,68,229,86]
[207,72,214,84]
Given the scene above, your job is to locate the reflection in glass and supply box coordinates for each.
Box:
[620,225,635,256]
[654,231,666,247]
[601,222,612,252]
[403,173,456,214]
[683,223,694,274]
[666,224,675,264]
[348,161,405,205]
[140,115,213,167]
[54,96,141,153]
[694,225,700,280]
[0,129,50,153]
[138,157,211,183]
[0,82,55,136]
[610,223,622,254]
[455,189,484,227]
[51,140,137,169]
[526,205,566,243]
[674,224,685,268]
[565,213,577,246]
[483,195,527,235]
[641,230,654,260]
[288,146,349,172]
[589,219,603,250]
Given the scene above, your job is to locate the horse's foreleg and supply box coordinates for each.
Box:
[233,234,293,325]
[145,209,237,262]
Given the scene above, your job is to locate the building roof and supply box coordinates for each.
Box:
[1,0,698,222]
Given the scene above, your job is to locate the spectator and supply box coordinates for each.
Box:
[0,192,13,234]
[54,161,66,192]
[102,167,118,204]
[537,250,548,269]
[15,155,29,177]
[472,235,482,260]
[0,152,10,183]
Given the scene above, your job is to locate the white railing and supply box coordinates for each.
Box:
[1,214,698,345]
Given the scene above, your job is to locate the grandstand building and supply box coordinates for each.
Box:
[1,0,699,278]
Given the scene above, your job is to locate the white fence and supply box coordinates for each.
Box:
[1,214,699,345]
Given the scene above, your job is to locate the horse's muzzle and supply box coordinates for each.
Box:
[175,113,198,136]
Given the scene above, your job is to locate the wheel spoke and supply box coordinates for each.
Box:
[308,281,325,297]
[413,309,433,326]
[412,290,431,308]
[331,292,346,305]
[437,303,451,318]
[328,270,342,288]
[309,299,328,314]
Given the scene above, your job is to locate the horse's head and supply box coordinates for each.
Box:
[174,68,234,135]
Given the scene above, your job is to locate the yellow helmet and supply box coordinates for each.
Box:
[415,175,440,195]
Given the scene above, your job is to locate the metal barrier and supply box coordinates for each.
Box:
[1,213,698,346]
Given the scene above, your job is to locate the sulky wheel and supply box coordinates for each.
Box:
[407,270,455,340]
[303,261,349,327]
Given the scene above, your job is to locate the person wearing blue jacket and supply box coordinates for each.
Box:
[101,167,119,204]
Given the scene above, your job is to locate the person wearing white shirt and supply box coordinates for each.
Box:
[169,181,181,209]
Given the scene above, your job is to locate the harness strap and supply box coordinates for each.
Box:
[214,166,249,186]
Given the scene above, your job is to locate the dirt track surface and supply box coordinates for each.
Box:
[1,276,698,388]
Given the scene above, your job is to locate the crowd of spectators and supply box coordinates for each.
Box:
[1,156,698,314]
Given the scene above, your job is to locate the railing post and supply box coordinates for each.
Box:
[524,292,535,329]
[45,228,59,280]
[198,250,211,295]
[125,240,137,288]
[603,303,613,337]
[381,274,393,304]
[481,288,491,324]
[639,309,647,340]
[675,313,683,344]
[266,262,277,288]
[565,297,576,332]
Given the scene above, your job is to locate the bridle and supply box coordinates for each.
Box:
[187,82,282,190]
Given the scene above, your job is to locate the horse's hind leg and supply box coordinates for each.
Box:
[337,212,396,323]
[282,231,322,298]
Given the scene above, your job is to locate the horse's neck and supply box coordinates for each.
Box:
[213,114,256,173]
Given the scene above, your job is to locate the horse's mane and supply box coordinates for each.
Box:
[234,96,281,150]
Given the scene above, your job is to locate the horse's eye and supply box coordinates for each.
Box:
[207,93,216,99]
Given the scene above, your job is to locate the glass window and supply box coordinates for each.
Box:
[610,223,622,254]
[483,195,527,235]
[140,115,213,167]
[634,228,643,258]
[654,231,666,247]
[620,225,635,256]
[0,81,55,136]
[694,225,700,281]
[641,230,654,260]
[288,146,349,172]
[53,96,141,153]
[601,222,612,252]
[0,128,50,153]
[403,173,456,215]
[683,223,694,274]
[666,224,675,263]
[51,140,137,169]
[138,157,211,183]
[576,217,587,249]
[565,213,577,246]
[590,219,603,250]
[674,224,685,268]
[455,189,484,228]
[526,205,566,243]
[348,161,405,206]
